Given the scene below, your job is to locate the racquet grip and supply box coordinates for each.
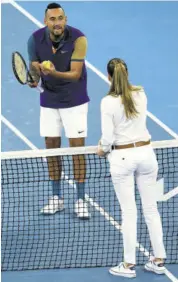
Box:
[27,71,35,83]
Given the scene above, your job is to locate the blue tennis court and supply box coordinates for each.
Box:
[1,1,178,282]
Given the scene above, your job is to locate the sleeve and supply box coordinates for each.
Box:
[71,36,87,62]
[100,98,114,152]
[27,35,39,62]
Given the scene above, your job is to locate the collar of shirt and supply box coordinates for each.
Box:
[40,26,71,47]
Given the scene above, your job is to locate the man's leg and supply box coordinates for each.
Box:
[69,137,90,218]
[60,103,90,218]
[69,137,86,201]
[45,137,62,199]
[40,107,63,214]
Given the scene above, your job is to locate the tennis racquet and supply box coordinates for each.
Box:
[12,51,43,92]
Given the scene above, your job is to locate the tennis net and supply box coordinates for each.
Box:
[1,139,178,271]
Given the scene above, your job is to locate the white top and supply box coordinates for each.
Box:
[100,88,151,152]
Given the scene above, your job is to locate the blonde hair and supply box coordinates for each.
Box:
[107,59,141,119]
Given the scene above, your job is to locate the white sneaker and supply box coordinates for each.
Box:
[75,199,90,219]
[40,196,64,214]
[145,260,166,275]
[109,262,136,278]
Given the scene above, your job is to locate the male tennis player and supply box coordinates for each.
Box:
[97,58,166,277]
[27,2,90,219]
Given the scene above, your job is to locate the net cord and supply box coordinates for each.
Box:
[1,139,178,160]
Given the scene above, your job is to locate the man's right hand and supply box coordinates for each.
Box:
[28,62,41,88]
[28,81,38,88]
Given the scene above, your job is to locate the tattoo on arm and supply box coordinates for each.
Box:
[29,63,40,83]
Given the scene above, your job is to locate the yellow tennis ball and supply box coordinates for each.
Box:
[42,60,51,70]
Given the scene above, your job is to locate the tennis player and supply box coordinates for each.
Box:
[97,58,166,277]
[27,2,90,219]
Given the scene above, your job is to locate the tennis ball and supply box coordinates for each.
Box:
[42,60,51,70]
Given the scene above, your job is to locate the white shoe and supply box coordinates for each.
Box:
[75,199,90,219]
[40,196,64,214]
[145,260,166,275]
[109,262,136,278]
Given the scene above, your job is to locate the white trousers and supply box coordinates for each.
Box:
[109,145,166,264]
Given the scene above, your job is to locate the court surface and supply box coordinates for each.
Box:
[1,1,178,282]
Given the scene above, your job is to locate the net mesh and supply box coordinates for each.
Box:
[1,140,178,271]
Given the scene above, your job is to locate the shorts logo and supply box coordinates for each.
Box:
[61,50,68,54]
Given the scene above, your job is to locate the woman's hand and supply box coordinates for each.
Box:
[97,140,107,157]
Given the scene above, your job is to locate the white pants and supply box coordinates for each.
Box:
[40,103,88,138]
[109,145,166,264]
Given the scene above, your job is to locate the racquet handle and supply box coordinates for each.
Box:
[37,85,44,93]
[27,71,35,83]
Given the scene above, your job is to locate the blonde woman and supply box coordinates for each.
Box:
[97,58,166,278]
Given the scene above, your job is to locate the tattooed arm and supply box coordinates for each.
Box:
[27,35,41,87]
[29,62,41,87]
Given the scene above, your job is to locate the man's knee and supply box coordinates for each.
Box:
[69,137,85,147]
[45,137,61,149]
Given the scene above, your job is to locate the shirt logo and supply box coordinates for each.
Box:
[61,50,68,54]
[78,130,84,134]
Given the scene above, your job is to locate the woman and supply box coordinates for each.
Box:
[97,58,166,278]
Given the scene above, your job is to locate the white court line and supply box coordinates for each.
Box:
[161,187,178,202]
[7,0,178,140]
[1,115,37,149]
[2,115,178,281]
[85,195,151,258]
[165,270,178,282]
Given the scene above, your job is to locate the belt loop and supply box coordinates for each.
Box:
[133,142,136,147]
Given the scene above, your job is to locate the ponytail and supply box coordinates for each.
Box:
[108,60,139,119]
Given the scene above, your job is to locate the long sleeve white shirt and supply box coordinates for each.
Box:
[100,88,151,152]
